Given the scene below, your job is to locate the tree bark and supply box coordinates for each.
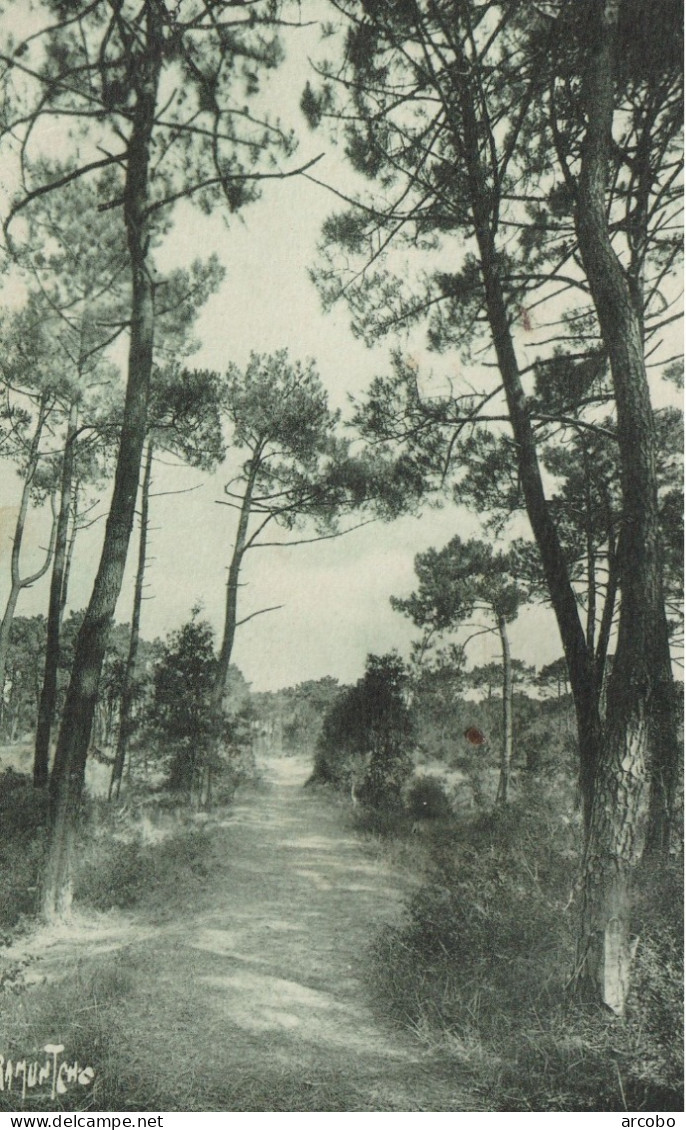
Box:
[109,437,154,801]
[644,603,681,853]
[572,0,665,1012]
[43,24,162,921]
[34,401,78,787]
[580,442,597,656]
[496,614,513,806]
[594,525,620,705]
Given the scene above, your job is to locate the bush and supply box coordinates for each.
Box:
[311,652,414,809]
[351,804,418,840]
[405,775,452,820]
[143,613,255,805]
[0,768,48,840]
[626,856,684,1105]
[76,837,152,910]
[148,613,217,795]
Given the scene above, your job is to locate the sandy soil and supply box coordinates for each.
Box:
[4,756,481,1112]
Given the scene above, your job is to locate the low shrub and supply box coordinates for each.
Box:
[625,855,684,1106]
[0,769,48,840]
[221,740,260,795]
[74,826,215,913]
[366,791,683,1111]
[405,775,452,820]
[371,816,573,1038]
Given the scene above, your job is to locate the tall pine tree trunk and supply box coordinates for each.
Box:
[495,615,513,806]
[450,50,603,827]
[43,31,162,921]
[204,459,259,808]
[34,401,78,787]
[109,437,154,801]
[572,0,665,1013]
[422,8,653,1010]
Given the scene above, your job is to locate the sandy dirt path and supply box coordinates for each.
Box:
[7,756,481,1112]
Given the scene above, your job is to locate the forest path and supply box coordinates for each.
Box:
[9,756,481,1111]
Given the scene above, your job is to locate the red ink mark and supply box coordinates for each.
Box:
[464,726,486,746]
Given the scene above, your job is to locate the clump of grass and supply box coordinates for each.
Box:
[366,790,683,1112]
[0,957,147,1112]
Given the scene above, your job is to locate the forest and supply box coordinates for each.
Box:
[0,0,682,1116]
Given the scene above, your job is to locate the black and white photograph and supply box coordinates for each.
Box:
[0,0,682,1116]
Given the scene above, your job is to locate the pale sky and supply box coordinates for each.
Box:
[0,12,679,693]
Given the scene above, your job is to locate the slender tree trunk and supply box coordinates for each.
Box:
[0,516,57,700]
[199,763,213,808]
[43,31,162,922]
[34,402,78,787]
[109,437,154,801]
[0,588,22,709]
[0,402,54,697]
[212,457,260,716]
[572,0,665,1013]
[450,52,603,825]
[495,615,513,806]
[203,460,259,809]
[60,482,80,614]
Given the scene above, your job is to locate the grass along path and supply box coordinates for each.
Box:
[0,756,483,1112]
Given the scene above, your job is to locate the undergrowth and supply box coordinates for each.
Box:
[0,957,157,1112]
[367,789,684,1112]
[0,759,246,933]
[0,770,48,931]
[73,824,216,915]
